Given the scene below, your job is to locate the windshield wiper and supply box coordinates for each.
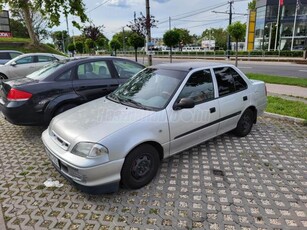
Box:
[120,98,152,110]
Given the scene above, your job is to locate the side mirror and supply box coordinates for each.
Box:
[173,97,195,110]
[10,61,17,66]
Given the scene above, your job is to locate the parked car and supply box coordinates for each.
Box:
[0,53,66,79]
[0,57,145,125]
[41,62,267,194]
[0,50,23,65]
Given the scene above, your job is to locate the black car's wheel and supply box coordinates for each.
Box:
[233,109,255,137]
[0,73,7,80]
[121,144,160,189]
[54,104,76,117]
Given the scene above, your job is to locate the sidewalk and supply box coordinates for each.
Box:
[266,83,307,103]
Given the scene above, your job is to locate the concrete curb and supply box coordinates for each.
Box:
[264,112,306,124]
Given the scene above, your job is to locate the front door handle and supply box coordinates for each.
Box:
[243,96,248,101]
[210,107,216,113]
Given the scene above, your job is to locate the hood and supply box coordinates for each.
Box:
[50,97,155,146]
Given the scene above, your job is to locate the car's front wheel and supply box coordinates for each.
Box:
[233,109,255,137]
[121,144,160,189]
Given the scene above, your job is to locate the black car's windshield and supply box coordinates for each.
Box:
[108,68,187,110]
[27,59,70,80]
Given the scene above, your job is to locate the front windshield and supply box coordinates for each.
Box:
[108,68,187,110]
[27,60,69,80]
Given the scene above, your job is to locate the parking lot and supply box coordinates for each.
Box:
[0,114,306,230]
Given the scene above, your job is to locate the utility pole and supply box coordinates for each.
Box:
[213,1,243,58]
[122,27,125,53]
[169,17,171,30]
[227,0,233,58]
[146,0,152,66]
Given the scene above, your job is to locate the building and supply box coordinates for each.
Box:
[253,0,307,51]
[0,10,11,38]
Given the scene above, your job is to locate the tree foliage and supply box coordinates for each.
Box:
[51,31,69,52]
[202,28,228,50]
[110,39,121,55]
[163,30,180,63]
[227,21,246,66]
[173,28,193,46]
[128,32,145,62]
[83,24,104,41]
[10,18,29,38]
[127,12,158,37]
[248,0,256,10]
[75,41,84,53]
[0,0,88,45]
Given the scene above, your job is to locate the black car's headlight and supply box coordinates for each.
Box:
[71,142,109,159]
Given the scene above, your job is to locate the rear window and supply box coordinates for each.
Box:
[27,62,66,80]
[0,52,10,59]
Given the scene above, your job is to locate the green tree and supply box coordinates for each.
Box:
[0,0,88,46]
[85,38,95,55]
[128,32,145,62]
[110,39,121,56]
[227,21,246,66]
[75,41,84,54]
[96,37,106,49]
[67,43,75,54]
[248,0,256,10]
[202,28,227,50]
[163,30,180,63]
[173,28,193,48]
[51,31,69,52]
[10,18,29,38]
[113,30,133,50]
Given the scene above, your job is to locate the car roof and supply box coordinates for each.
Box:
[151,62,233,72]
[0,50,23,53]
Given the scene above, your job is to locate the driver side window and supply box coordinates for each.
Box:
[177,69,214,105]
[15,56,34,65]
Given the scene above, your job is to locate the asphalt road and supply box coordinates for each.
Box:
[132,57,307,78]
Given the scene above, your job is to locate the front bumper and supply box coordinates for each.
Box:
[42,130,124,194]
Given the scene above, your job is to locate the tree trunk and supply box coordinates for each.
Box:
[22,6,39,46]
[170,46,173,63]
[134,48,138,62]
[235,41,238,67]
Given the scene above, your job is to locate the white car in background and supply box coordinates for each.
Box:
[0,53,66,79]
[42,62,267,194]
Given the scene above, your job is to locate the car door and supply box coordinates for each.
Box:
[166,69,220,155]
[9,55,36,78]
[112,59,144,85]
[213,66,250,135]
[73,60,119,101]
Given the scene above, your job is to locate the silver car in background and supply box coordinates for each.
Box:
[42,62,267,194]
[0,53,66,79]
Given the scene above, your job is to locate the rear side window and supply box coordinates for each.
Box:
[15,56,34,64]
[37,55,55,62]
[10,52,21,59]
[177,69,214,105]
[56,70,72,81]
[113,60,144,78]
[214,67,247,97]
[77,61,111,80]
[0,52,10,59]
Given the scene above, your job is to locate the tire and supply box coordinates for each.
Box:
[121,144,160,189]
[233,109,254,137]
[53,104,76,117]
[0,73,7,80]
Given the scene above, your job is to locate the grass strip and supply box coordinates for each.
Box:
[266,96,307,120]
[246,73,307,88]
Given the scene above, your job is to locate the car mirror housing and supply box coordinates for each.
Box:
[10,61,17,66]
[173,97,195,110]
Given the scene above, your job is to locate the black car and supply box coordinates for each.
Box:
[0,56,144,125]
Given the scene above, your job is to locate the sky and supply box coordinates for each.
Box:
[54,0,250,39]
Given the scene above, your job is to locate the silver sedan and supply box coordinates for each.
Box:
[42,62,267,194]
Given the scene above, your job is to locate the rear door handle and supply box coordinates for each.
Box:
[210,107,216,113]
[243,96,248,101]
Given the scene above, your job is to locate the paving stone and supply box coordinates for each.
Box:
[0,116,306,229]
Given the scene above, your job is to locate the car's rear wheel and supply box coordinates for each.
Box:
[54,104,76,117]
[121,144,160,189]
[0,73,7,80]
[233,109,254,137]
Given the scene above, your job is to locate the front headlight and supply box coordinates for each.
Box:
[71,142,109,159]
